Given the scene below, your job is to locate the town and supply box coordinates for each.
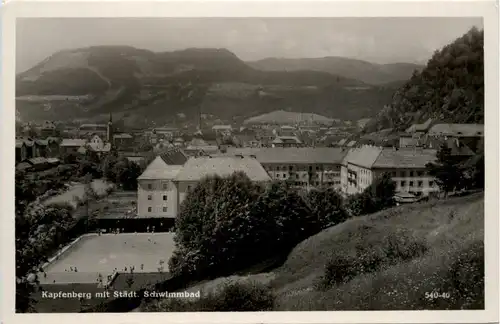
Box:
[14,18,486,314]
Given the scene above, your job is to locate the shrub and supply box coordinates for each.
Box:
[345,192,377,217]
[317,227,428,290]
[307,188,349,229]
[385,228,428,261]
[145,281,275,312]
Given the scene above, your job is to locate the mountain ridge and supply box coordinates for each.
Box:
[246,56,424,85]
[16,46,414,125]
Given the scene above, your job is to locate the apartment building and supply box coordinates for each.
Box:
[136,150,188,218]
[225,147,346,190]
[341,146,439,197]
[173,156,271,209]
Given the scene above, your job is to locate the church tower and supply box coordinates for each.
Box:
[107,112,113,143]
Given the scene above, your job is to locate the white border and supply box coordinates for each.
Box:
[1,1,499,323]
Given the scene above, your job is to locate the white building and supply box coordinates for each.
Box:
[341,146,439,197]
[136,150,188,218]
[223,147,346,190]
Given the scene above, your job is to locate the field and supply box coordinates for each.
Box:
[39,233,176,285]
[143,193,484,311]
[44,179,113,209]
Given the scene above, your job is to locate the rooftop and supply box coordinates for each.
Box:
[138,156,183,180]
[60,139,87,147]
[159,149,188,165]
[175,156,271,182]
[372,148,437,169]
[342,146,383,169]
[226,147,347,164]
[113,133,133,139]
[428,123,484,137]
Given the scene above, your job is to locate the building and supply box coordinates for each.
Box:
[137,150,189,219]
[113,133,134,149]
[86,134,112,155]
[40,121,57,137]
[79,124,108,138]
[224,147,346,189]
[399,133,420,148]
[212,125,233,136]
[59,139,87,155]
[405,118,434,136]
[427,123,483,138]
[271,136,303,148]
[278,125,296,136]
[16,139,28,163]
[341,146,439,197]
[173,156,271,209]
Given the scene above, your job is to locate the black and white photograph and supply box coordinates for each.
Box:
[2,0,498,321]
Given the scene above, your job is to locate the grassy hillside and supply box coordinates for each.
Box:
[364,27,484,133]
[247,56,423,85]
[15,46,400,124]
[142,192,484,311]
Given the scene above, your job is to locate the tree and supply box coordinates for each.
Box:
[426,143,465,197]
[109,158,142,190]
[307,187,348,229]
[366,172,396,209]
[249,182,313,253]
[82,174,99,231]
[170,172,263,278]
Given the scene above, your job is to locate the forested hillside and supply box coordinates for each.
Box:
[364,27,484,133]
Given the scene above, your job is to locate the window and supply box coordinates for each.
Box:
[409,181,414,187]
[163,195,167,201]
[148,207,152,212]
[147,184,153,190]
[163,183,168,190]
[418,181,423,187]
[316,166,320,171]
[409,171,414,177]
[147,195,152,200]
[401,181,406,187]
[417,171,423,177]
[187,185,192,191]
[289,165,294,171]
[392,171,397,177]
[429,181,434,187]
[163,207,168,212]
[401,171,406,177]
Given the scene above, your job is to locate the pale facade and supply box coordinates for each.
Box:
[137,156,183,218]
[137,179,178,218]
[263,163,341,189]
[340,146,439,197]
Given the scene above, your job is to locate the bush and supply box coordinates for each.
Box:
[307,188,349,229]
[345,192,377,216]
[145,281,275,312]
[170,177,316,281]
[317,227,428,290]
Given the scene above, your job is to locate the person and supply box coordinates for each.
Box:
[44,272,47,278]
[74,267,78,272]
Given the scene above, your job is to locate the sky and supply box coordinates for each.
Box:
[16,17,483,73]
